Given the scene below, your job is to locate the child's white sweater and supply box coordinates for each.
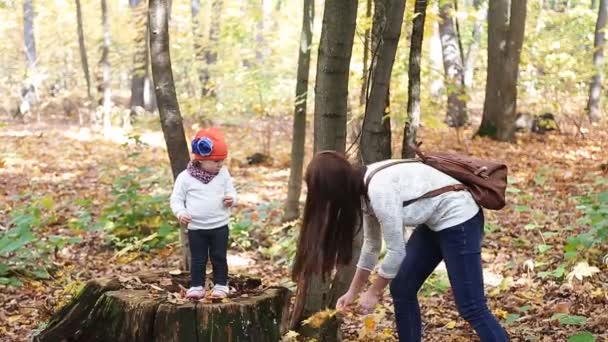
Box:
[357,160,480,279]
[170,167,237,230]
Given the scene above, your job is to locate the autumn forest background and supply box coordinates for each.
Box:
[1,0,607,341]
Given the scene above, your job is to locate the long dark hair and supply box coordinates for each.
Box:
[291,151,366,282]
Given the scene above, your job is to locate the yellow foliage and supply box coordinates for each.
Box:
[363,315,376,331]
[494,308,508,320]
[444,321,457,329]
[302,308,337,328]
[281,330,300,342]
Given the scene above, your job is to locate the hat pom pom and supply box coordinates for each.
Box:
[192,137,213,156]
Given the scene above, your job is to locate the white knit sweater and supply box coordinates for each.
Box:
[357,160,479,279]
[170,167,237,230]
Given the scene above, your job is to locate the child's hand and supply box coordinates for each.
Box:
[223,196,234,207]
[178,213,192,228]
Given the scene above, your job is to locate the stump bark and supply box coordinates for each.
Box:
[35,271,292,342]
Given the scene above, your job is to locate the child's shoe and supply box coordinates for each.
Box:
[209,284,229,299]
[186,286,205,299]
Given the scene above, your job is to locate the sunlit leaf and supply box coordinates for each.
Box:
[568,331,595,342]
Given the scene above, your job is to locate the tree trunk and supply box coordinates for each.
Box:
[20,0,38,119]
[100,0,112,132]
[587,0,607,122]
[402,0,428,158]
[283,0,314,222]
[255,0,272,64]
[191,0,207,103]
[200,0,222,97]
[144,28,158,112]
[360,0,373,106]
[360,0,407,164]
[464,0,484,88]
[23,0,36,71]
[292,0,358,331]
[75,0,92,100]
[149,0,192,270]
[478,0,527,142]
[429,22,445,97]
[438,0,468,127]
[35,272,291,342]
[312,0,358,154]
[130,0,148,111]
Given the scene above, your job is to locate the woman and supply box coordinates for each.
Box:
[292,151,508,341]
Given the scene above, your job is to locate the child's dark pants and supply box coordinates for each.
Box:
[188,225,229,287]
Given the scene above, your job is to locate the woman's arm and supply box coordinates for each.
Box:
[356,214,382,274]
[355,190,406,310]
[337,214,381,310]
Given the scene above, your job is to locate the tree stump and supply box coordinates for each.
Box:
[35,271,292,342]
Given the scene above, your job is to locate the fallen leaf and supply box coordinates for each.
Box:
[567,262,600,282]
[302,308,337,328]
[554,302,572,314]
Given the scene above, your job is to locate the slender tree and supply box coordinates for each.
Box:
[23,0,36,70]
[149,0,192,269]
[283,0,314,222]
[130,0,156,113]
[312,1,358,154]
[360,0,373,106]
[360,0,407,164]
[100,0,112,131]
[478,0,527,141]
[20,0,38,118]
[191,0,206,100]
[587,0,607,122]
[464,0,484,88]
[403,0,428,158]
[438,0,467,127]
[199,0,222,97]
[75,0,92,100]
[255,0,272,64]
[291,0,358,329]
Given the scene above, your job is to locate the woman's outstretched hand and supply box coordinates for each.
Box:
[358,288,381,313]
[336,290,356,311]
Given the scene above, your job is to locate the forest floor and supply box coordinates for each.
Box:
[1,117,607,342]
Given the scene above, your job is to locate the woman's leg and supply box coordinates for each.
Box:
[438,210,508,341]
[188,229,210,287]
[390,225,443,342]
[208,225,229,286]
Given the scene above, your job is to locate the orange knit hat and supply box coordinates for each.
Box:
[191,127,228,161]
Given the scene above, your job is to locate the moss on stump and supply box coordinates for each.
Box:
[35,271,292,342]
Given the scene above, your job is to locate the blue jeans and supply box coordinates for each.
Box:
[188,225,229,287]
[390,210,508,341]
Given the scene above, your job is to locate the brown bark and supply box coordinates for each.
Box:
[312,0,358,153]
[438,0,467,127]
[478,0,527,141]
[403,0,428,158]
[149,0,191,269]
[283,0,314,222]
[75,0,92,100]
[360,0,407,164]
[587,0,607,122]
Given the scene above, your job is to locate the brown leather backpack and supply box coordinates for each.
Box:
[364,144,508,210]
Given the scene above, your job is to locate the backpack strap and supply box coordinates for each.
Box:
[402,184,467,207]
[363,157,468,211]
[364,159,418,188]
[363,160,418,217]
